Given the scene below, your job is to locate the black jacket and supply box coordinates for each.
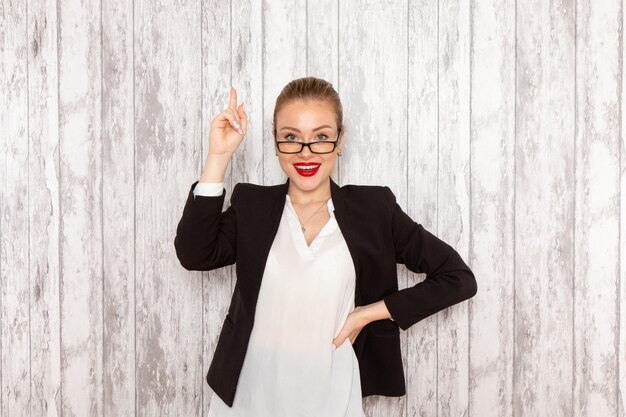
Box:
[174,177,477,407]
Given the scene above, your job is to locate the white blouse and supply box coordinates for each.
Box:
[194,182,365,417]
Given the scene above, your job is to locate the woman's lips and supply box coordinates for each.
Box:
[294,163,321,177]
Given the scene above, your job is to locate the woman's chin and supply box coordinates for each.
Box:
[288,173,329,191]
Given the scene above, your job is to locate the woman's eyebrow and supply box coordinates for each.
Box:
[279,125,333,132]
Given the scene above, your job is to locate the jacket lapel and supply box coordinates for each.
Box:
[259,177,364,307]
[243,180,288,319]
[329,178,364,306]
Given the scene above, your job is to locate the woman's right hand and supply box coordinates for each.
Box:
[208,86,247,158]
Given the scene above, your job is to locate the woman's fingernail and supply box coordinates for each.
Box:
[332,343,337,350]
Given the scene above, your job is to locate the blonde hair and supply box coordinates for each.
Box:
[272,76,343,138]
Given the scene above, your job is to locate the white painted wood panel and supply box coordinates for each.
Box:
[262,0,307,186]
[574,0,621,416]
[621,2,626,416]
[26,0,62,415]
[306,0,339,122]
[1,1,30,416]
[231,0,264,186]
[58,0,103,415]
[406,0,439,416]
[134,1,203,415]
[102,0,135,415]
[438,0,471,414]
[469,0,515,416]
[515,0,576,415]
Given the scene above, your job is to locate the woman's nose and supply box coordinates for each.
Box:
[299,143,314,157]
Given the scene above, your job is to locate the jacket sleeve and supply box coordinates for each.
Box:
[174,180,240,271]
[381,186,477,331]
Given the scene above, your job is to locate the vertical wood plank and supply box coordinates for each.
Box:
[515,0,575,415]
[102,0,135,414]
[134,0,203,415]
[406,0,439,415]
[27,0,62,415]
[262,0,307,186]
[58,0,103,415]
[438,0,471,415]
[306,0,339,179]
[617,0,626,417]
[231,0,264,185]
[574,0,621,416]
[200,1,234,414]
[306,0,339,104]
[0,1,30,415]
[338,1,407,415]
[468,0,515,416]
[337,0,408,187]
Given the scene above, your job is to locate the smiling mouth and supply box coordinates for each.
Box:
[293,163,321,177]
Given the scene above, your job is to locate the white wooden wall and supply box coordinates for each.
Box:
[0,0,622,416]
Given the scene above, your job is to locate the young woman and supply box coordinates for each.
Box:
[174,77,477,417]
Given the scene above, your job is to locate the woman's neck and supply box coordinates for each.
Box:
[287,178,331,205]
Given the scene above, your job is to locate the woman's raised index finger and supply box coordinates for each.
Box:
[229,86,237,110]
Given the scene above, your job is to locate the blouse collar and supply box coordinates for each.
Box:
[284,193,336,219]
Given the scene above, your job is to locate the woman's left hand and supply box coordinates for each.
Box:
[332,306,368,349]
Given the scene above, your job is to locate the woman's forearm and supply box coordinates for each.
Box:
[199,152,232,183]
[359,300,394,324]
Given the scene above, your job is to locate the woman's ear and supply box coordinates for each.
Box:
[272,125,278,155]
[337,126,346,154]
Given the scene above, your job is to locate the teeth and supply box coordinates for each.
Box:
[295,165,319,171]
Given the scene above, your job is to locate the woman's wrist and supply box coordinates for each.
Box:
[200,152,232,183]
[357,300,393,325]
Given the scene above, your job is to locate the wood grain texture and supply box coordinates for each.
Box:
[262,0,307,186]
[2,0,624,416]
[27,0,62,415]
[200,0,235,414]
[134,0,204,416]
[515,0,575,415]
[616,1,626,417]
[231,0,264,186]
[1,1,30,416]
[406,0,439,415]
[469,0,515,416]
[574,0,621,416]
[306,0,340,181]
[438,0,471,415]
[58,0,104,415]
[102,0,135,415]
[339,1,407,416]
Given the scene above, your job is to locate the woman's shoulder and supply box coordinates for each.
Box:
[340,182,389,192]
[340,182,395,198]
[231,181,285,193]
[336,183,399,214]
[228,181,287,204]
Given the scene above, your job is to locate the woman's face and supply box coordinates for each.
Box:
[274,99,344,194]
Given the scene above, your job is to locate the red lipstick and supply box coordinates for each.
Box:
[293,162,321,177]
